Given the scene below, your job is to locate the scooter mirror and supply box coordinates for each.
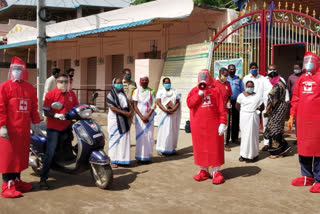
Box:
[51,102,63,109]
[92,92,98,101]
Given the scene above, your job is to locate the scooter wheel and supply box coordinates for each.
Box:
[90,164,113,189]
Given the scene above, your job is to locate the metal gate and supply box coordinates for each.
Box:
[210,1,320,76]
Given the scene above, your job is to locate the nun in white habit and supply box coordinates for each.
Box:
[132,75,156,162]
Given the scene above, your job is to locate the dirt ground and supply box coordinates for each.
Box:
[0,113,319,214]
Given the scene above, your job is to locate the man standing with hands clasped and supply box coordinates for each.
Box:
[187,69,227,184]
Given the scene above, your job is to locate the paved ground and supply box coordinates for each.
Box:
[0,113,319,214]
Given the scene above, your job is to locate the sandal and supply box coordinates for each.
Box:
[111,164,118,168]
[224,146,231,152]
[239,156,246,162]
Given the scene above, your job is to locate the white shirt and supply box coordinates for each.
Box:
[43,75,56,100]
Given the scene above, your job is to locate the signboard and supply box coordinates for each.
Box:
[154,42,211,129]
[213,58,243,77]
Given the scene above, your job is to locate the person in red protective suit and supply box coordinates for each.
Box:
[288,52,320,193]
[0,56,41,198]
[187,69,227,184]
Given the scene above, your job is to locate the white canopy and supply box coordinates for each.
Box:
[4,0,194,47]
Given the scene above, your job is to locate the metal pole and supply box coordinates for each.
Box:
[37,0,47,119]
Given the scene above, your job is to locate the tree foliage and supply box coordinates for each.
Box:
[131,0,236,8]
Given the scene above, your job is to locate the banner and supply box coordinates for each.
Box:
[213,58,243,77]
[154,42,211,129]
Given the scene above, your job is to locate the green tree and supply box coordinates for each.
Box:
[131,0,236,9]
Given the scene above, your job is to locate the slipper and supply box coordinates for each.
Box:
[111,164,118,168]
[224,146,231,152]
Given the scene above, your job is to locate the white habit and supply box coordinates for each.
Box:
[132,87,156,161]
[107,92,131,165]
[156,88,181,154]
[237,93,263,159]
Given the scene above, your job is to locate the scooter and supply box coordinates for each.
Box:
[29,93,113,189]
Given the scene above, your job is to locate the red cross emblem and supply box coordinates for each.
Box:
[303,82,313,92]
[203,95,211,105]
[19,100,28,111]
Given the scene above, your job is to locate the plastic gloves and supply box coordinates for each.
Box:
[54,113,65,120]
[218,124,227,136]
[33,123,40,137]
[0,126,8,139]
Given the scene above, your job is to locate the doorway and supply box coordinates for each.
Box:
[272,44,305,81]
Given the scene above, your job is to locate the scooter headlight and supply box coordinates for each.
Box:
[79,108,92,119]
[76,125,93,145]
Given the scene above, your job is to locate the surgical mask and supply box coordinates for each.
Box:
[125,74,131,80]
[69,75,74,78]
[304,62,313,72]
[114,84,123,90]
[164,83,171,90]
[246,87,254,94]
[293,69,302,74]
[250,69,258,74]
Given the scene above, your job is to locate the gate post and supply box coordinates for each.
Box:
[260,10,267,75]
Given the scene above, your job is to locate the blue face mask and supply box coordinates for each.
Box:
[304,63,313,71]
[114,84,123,90]
[164,83,171,90]
[246,87,254,94]
[250,69,258,74]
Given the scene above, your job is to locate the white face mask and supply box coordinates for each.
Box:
[293,69,302,74]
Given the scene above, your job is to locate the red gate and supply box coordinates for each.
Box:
[210,2,320,79]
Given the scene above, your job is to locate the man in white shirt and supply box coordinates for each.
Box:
[43,68,60,101]
[243,62,264,96]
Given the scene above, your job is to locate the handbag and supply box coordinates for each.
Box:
[185,120,191,133]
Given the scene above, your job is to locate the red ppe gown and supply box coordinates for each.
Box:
[187,86,227,167]
[0,80,40,173]
[290,72,320,157]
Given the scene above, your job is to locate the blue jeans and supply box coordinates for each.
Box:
[40,129,60,180]
[299,155,320,183]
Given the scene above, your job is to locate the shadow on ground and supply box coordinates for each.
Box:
[110,169,148,191]
[221,166,261,180]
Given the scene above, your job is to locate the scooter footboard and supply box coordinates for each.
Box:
[89,150,110,165]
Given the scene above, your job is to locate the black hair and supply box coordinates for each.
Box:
[246,80,255,87]
[66,68,75,74]
[122,68,131,74]
[249,62,258,69]
[56,73,69,79]
[219,67,228,74]
[228,64,236,69]
[162,77,170,84]
[52,67,60,75]
[294,62,302,68]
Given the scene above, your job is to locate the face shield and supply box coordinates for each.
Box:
[10,65,23,81]
[303,52,320,75]
[198,69,212,89]
[9,56,28,82]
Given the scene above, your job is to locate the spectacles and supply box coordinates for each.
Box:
[57,80,68,84]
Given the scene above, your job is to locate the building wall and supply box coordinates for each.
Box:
[0,8,236,108]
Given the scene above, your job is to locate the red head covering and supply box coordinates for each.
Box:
[9,56,28,81]
[198,69,213,89]
[303,52,320,75]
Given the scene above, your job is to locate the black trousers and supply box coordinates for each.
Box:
[2,172,21,182]
[227,100,240,142]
